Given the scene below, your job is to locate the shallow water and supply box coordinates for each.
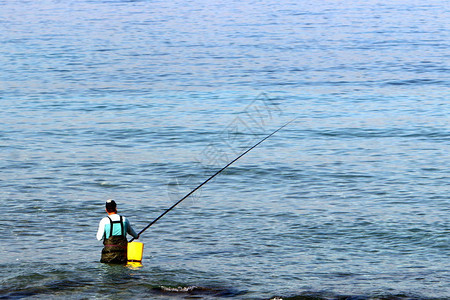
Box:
[1,0,449,299]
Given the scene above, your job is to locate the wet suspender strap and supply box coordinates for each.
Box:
[120,216,124,236]
[107,216,125,237]
[107,216,113,237]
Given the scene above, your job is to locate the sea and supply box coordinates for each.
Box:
[0,0,449,299]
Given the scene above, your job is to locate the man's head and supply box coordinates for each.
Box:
[105,199,117,213]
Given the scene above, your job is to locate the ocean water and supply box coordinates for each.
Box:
[0,0,449,299]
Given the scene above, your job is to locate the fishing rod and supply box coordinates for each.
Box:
[129,118,296,242]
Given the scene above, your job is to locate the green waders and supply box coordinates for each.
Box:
[100,216,128,264]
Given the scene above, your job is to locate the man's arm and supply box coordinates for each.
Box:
[126,218,139,239]
[96,218,106,241]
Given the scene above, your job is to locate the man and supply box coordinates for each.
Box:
[96,199,139,264]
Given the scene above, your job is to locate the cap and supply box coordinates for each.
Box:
[105,199,117,211]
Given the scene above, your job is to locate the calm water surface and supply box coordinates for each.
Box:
[0,0,449,299]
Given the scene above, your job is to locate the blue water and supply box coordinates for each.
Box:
[1,0,449,299]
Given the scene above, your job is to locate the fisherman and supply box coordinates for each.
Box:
[96,199,139,264]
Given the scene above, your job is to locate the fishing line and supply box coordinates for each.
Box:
[129,117,297,242]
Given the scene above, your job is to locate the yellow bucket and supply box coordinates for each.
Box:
[127,242,144,262]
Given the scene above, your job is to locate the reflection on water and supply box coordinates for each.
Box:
[1,0,449,299]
